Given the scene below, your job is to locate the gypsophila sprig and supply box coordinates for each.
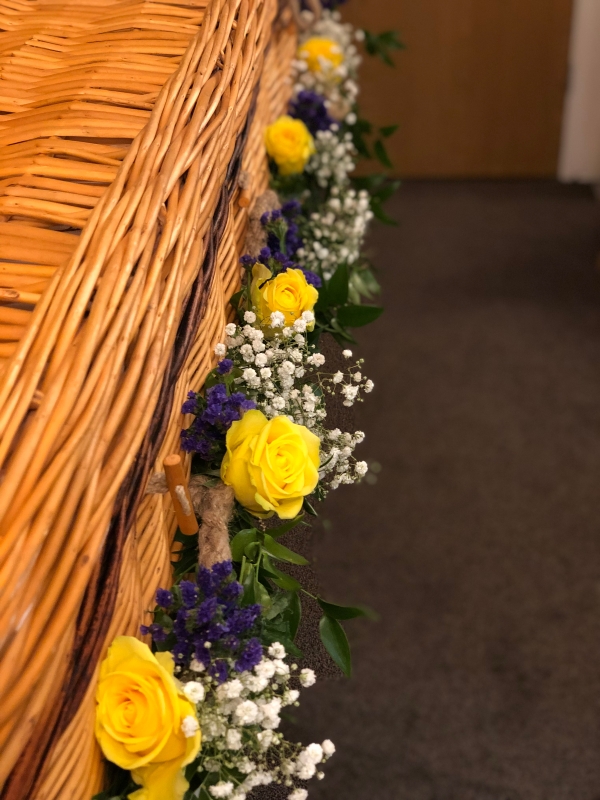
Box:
[143,562,334,800]
[293,11,362,122]
[209,320,372,491]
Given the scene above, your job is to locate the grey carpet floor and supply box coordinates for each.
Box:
[292,181,600,800]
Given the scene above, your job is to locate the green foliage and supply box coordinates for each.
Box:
[319,615,352,676]
[363,29,405,66]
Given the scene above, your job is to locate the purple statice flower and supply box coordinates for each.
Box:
[210,660,229,684]
[234,637,263,672]
[228,605,262,635]
[301,269,322,288]
[290,90,335,135]
[281,199,302,218]
[182,390,199,415]
[240,254,256,268]
[258,247,272,264]
[143,562,265,675]
[180,580,199,609]
[156,588,173,608]
[212,560,233,580]
[197,596,218,625]
[217,358,233,375]
[180,385,256,460]
[140,622,168,642]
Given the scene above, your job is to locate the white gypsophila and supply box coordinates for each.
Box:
[234,700,259,726]
[177,645,331,798]
[225,728,243,751]
[181,715,200,738]
[292,10,361,118]
[322,739,336,756]
[268,642,287,659]
[299,668,316,688]
[183,681,206,704]
[288,790,308,800]
[295,186,373,280]
[304,129,356,188]
[215,298,371,495]
[209,781,234,798]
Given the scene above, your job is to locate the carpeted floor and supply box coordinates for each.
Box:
[292,181,600,800]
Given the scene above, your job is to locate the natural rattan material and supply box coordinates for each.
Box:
[0,0,297,795]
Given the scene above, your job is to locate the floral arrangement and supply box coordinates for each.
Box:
[94,5,400,800]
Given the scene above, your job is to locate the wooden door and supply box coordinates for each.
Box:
[344,0,573,177]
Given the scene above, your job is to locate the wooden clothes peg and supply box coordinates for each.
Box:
[163,453,199,535]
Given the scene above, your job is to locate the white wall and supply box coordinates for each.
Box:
[558,0,600,182]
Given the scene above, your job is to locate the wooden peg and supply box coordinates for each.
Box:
[163,454,199,535]
[238,188,251,208]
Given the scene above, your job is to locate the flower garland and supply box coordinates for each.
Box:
[94,6,400,800]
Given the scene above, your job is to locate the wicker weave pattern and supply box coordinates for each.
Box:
[0,0,296,793]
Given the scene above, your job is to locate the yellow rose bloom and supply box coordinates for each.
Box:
[251,263,318,331]
[298,37,344,73]
[95,637,201,800]
[221,409,320,519]
[264,115,314,175]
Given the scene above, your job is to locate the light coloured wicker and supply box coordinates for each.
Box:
[0,0,297,795]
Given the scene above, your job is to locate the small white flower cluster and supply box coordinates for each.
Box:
[293,10,362,119]
[182,644,334,800]
[304,129,356,188]
[296,185,373,280]
[219,320,372,489]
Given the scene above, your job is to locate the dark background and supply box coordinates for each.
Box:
[292,181,600,800]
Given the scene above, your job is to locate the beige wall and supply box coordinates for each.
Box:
[559,0,600,182]
[344,0,573,178]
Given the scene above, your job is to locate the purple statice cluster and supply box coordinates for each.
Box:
[289,90,335,135]
[180,383,255,460]
[141,561,263,682]
[260,200,304,258]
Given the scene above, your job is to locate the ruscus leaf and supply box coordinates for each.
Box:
[319,615,352,677]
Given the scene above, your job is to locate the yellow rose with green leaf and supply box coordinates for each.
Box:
[298,37,344,73]
[221,409,320,519]
[251,263,318,331]
[95,637,201,800]
[265,115,314,175]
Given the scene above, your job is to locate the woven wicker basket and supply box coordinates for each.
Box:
[0,1,297,796]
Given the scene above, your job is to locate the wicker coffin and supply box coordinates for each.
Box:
[0,1,297,796]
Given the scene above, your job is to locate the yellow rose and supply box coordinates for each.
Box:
[265,115,315,175]
[95,637,201,800]
[298,37,344,73]
[221,409,320,519]
[251,263,318,331]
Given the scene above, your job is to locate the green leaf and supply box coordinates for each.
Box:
[337,304,383,328]
[373,139,393,169]
[318,598,378,620]
[268,513,305,539]
[319,615,352,676]
[229,289,243,309]
[230,528,258,561]
[363,29,405,67]
[370,197,398,226]
[303,497,318,516]
[327,262,349,306]
[270,568,302,592]
[329,317,357,343]
[241,561,256,604]
[380,124,399,138]
[263,534,309,565]
[264,591,292,620]
[254,574,271,609]
[244,541,261,561]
